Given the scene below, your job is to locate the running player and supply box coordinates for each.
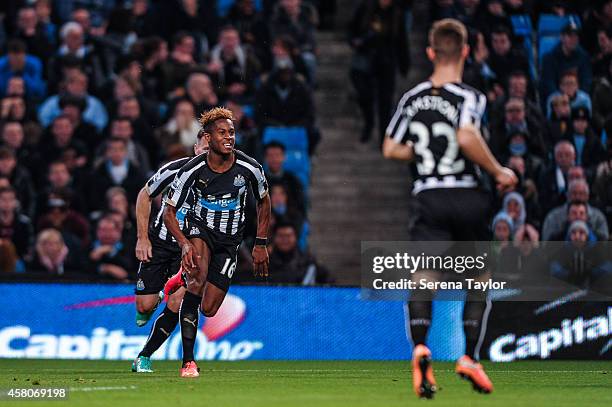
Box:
[163,107,271,378]
[131,132,208,373]
[383,19,517,398]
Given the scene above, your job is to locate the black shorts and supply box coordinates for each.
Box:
[409,188,492,242]
[135,238,181,295]
[186,225,241,292]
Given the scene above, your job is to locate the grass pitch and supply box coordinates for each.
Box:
[0,360,610,407]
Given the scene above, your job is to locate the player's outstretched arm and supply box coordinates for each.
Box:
[135,186,153,262]
[163,204,199,273]
[252,194,271,277]
[382,137,415,161]
[457,125,517,192]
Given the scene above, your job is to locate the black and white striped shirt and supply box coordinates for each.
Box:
[386,81,487,195]
[165,150,268,238]
[146,157,192,246]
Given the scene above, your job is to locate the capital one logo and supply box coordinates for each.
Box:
[0,294,262,360]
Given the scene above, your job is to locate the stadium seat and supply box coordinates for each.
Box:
[262,126,309,154]
[298,220,309,251]
[217,0,262,17]
[283,150,310,189]
[511,15,533,37]
[537,14,581,38]
[538,36,560,66]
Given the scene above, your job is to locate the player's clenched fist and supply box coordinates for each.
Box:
[252,245,269,277]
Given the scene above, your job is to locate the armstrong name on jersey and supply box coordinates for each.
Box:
[387,80,487,195]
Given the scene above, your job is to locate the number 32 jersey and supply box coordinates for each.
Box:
[386,81,487,195]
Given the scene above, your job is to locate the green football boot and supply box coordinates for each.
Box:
[132,356,154,373]
[135,291,164,327]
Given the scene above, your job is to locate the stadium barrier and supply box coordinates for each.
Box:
[0,284,608,361]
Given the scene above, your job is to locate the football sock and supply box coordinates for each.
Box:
[462,296,491,360]
[407,299,432,346]
[180,291,202,364]
[139,306,179,358]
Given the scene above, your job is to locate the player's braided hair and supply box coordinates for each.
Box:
[199,107,234,134]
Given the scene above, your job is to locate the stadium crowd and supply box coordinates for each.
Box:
[1,0,611,287]
[0,0,332,284]
[429,0,612,285]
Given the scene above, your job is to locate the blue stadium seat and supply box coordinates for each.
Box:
[511,15,533,37]
[283,150,310,189]
[262,126,309,154]
[538,36,560,66]
[217,0,262,17]
[298,220,309,251]
[537,14,581,37]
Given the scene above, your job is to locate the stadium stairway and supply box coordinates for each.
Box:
[308,0,431,285]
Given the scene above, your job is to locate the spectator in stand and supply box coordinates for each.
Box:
[264,141,306,212]
[33,0,56,48]
[548,201,594,241]
[270,182,305,234]
[0,185,32,261]
[100,117,151,175]
[0,238,18,273]
[255,57,318,153]
[165,31,204,95]
[592,27,612,80]
[545,93,572,143]
[0,147,35,217]
[58,94,101,157]
[487,26,530,87]
[565,107,606,177]
[14,6,52,65]
[592,49,612,132]
[225,98,258,156]
[224,0,270,64]
[490,71,542,129]
[348,0,409,144]
[474,0,511,39]
[46,21,104,94]
[137,36,170,104]
[1,121,35,171]
[26,228,83,276]
[88,215,134,281]
[35,161,86,218]
[156,98,201,157]
[206,25,261,102]
[545,70,592,119]
[538,140,576,215]
[184,72,219,118]
[270,35,310,83]
[103,187,137,259]
[270,0,319,84]
[36,189,90,249]
[452,0,480,28]
[117,96,159,166]
[582,0,612,56]
[593,160,612,233]
[500,191,527,231]
[492,211,513,243]
[37,115,89,174]
[542,179,609,241]
[267,221,329,284]
[38,70,108,132]
[0,39,46,100]
[540,22,592,100]
[490,98,547,159]
[87,137,146,212]
[1,95,43,146]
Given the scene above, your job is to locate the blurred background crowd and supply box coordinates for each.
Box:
[0,0,335,283]
[0,0,611,288]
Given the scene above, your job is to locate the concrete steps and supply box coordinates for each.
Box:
[307,0,431,285]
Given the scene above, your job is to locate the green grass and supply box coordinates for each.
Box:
[0,360,610,406]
